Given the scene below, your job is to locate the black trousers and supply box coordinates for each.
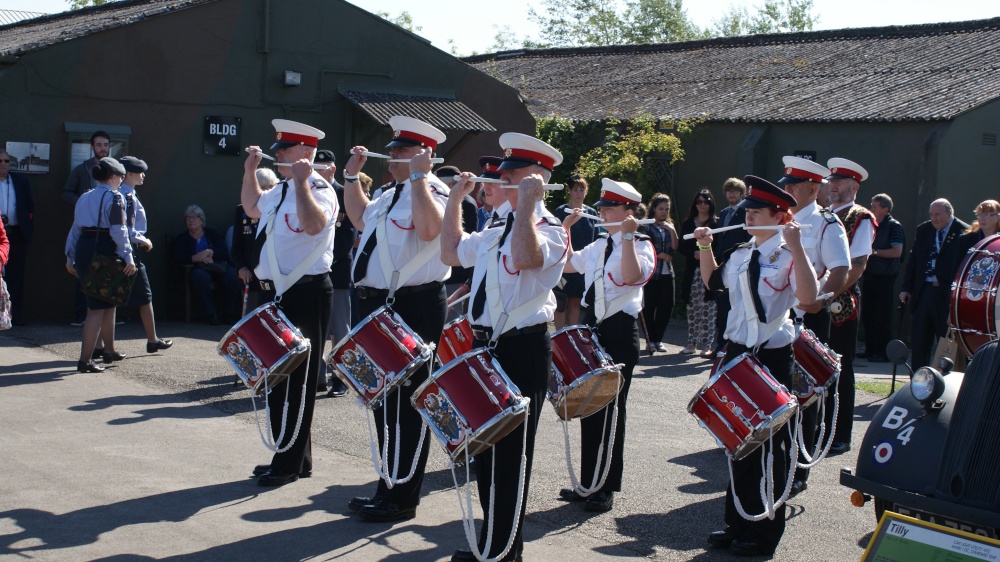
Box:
[580,312,639,492]
[861,273,898,358]
[714,290,732,353]
[472,329,550,561]
[641,275,674,344]
[722,342,793,555]
[264,276,333,475]
[826,312,858,445]
[794,308,830,483]
[909,285,950,370]
[358,284,446,508]
[3,226,27,322]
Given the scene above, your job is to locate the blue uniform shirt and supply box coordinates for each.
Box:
[65,184,133,265]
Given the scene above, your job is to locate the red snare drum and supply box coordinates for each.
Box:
[218,303,310,394]
[438,316,474,365]
[326,306,433,409]
[791,328,841,406]
[548,325,623,420]
[687,353,798,460]
[412,349,529,461]
[951,233,1000,357]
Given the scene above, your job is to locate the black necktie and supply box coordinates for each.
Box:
[352,184,403,283]
[748,249,766,322]
[583,237,615,312]
[472,215,515,319]
[125,192,135,228]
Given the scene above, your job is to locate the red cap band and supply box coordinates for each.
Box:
[393,130,438,150]
[749,187,791,210]
[830,167,863,181]
[275,131,318,147]
[784,167,824,183]
[600,190,633,204]
[504,148,556,171]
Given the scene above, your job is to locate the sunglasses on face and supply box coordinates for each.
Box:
[696,199,710,204]
[0,159,10,163]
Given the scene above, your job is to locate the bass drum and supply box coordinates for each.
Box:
[950,233,1000,357]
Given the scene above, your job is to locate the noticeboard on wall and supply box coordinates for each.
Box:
[862,511,1000,562]
[204,116,241,156]
[5,142,50,174]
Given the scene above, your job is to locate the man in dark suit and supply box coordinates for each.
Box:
[0,149,34,326]
[713,178,751,351]
[900,198,968,370]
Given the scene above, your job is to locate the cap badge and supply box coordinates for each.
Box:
[276,133,283,140]
[393,130,401,138]
[784,167,792,174]
[832,167,840,174]
[505,148,513,157]
[770,250,780,264]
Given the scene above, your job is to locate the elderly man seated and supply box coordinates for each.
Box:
[171,204,241,324]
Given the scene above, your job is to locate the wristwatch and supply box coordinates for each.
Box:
[409,172,428,182]
[622,232,635,241]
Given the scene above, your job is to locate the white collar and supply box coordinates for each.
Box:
[832,201,855,214]
[793,200,818,221]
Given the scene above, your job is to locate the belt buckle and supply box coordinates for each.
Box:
[357,286,369,300]
[260,280,273,291]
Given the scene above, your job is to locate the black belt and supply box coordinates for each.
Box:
[356,281,443,300]
[259,273,327,292]
[82,228,110,236]
[471,323,547,341]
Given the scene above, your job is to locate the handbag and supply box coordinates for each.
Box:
[82,253,136,306]
[0,277,11,330]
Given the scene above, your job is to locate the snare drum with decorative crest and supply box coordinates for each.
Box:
[218,302,310,394]
[548,325,623,420]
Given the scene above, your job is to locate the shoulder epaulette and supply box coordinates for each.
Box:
[540,215,562,227]
[818,208,839,224]
[597,231,610,239]
[309,177,330,190]
[633,233,650,241]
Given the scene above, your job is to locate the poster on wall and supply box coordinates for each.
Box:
[5,142,51,173]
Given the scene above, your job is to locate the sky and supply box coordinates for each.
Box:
[5,0,999,56]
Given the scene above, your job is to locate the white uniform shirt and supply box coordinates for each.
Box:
[832,201,875,258]
[253,173,338,279]
[353,176,451,288]
[569,232,656,318]
[722,234,801,349]
[793,201,850,315]
[457,200,568,330]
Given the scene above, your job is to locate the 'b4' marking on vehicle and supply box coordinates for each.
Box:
[881,406,915,445]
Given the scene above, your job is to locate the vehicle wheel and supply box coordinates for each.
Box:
[874,497,892,523]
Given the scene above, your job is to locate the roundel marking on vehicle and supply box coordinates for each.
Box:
[874,441,893,464]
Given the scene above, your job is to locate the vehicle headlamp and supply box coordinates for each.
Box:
[910,366,945,404]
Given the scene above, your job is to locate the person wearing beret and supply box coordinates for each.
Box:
[559,178,655,513]
[65,157,136,373]
[342,116,451,523]
[243,119,338,487]
[0,149,33,326]
[694,176,818,557]
[119,156,172,354]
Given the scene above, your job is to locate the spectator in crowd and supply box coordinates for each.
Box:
[713,178,751,353]
[171,205,241,325]
[313,149,350,397]
[435,165,478,322]
[0,149,33,326]
[640,192,678,354]
[860,193,905,362]
[232,167,279,312]
[553,174,598,329]
[956,199,1000,257]
[65,131,112,325]
[678,189,718,357]
[900,199,968,369]
[349,172,373,328]
[65,157,134,372]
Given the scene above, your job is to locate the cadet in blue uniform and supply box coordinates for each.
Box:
[119,156,172,354]
[559,178,655,512]
[694,176,818,557]
[65,157,136,373]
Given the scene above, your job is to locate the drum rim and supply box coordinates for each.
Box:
[329,305,429,357]
[729,400,798,461]
[218,302,306,353]
[414,348,524,399]
[547,366,623,420]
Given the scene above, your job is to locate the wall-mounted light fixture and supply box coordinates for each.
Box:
[283,70,301,87]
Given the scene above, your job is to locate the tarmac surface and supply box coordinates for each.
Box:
[0,319,905,561]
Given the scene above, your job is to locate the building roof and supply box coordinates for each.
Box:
[0,0,216,57]
[0,9,45,26]
[340,90,496,132]
[464,18,1000,124]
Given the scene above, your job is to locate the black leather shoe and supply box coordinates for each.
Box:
[585,490,614,512]
[559,487,586,502]
[828,442,851,455]
[789,479,808,498]
[327,386,348,398]
[348,496,377,512]
[730,538,769,556]
[452,549,522,562]
[102,351,127,363]
[358,501,417,522]
[92,347,104,360]
[252,464,311,478]
[147,339,173,353]
[77,360,105,373]
[257,469,299,487]
[707,529,739,548]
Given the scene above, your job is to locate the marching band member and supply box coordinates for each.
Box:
[694,176,818,557]
[243,119,338,487]
[440,133,568,562]
[558,179,655,512]
[65,157,135,373]
[776,156,850,496]
[342,116,451,522]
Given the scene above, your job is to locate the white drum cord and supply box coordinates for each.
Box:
[796,378,840,468]
[364,387,427,487]
[560,376,622,496]
[251,350,311,453]
[729,422,798,521]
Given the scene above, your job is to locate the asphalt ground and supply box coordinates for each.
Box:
[0,319,901,561]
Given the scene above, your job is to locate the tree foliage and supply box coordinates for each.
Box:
[67,0,115,8]
[713,0,818,36]
[376,10,421,33]
[536,115,698,203]
[518,0,706,49]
